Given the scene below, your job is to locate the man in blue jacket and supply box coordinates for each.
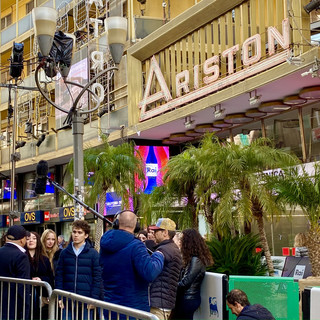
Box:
[99,210,164,313]
[226,289,275,320]
[55,220,102,318]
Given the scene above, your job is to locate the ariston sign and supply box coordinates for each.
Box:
[139,19,290,121]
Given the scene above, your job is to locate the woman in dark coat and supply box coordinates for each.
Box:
[173,229,213,320]
[26,231,54,320]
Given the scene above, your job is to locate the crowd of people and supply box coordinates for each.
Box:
[0,211,275,320]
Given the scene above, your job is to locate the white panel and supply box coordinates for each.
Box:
[193,272,227,320]
[310,287,320,320]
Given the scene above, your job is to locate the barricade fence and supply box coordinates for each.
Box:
[0,276,52,320]
[0,276,159,320]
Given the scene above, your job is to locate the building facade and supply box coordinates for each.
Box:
[0,0,320,254]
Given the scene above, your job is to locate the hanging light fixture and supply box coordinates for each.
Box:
[169,133,194,142]
[258,101,291,113]
[213,120,233,128]
[194,124,220,133]
[245,108,267,118]
[224,113,252,124]
[299,86,320,100]
[185,130,202,137]
[283,95,307,106]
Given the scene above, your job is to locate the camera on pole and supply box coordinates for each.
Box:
[9,42,24,79]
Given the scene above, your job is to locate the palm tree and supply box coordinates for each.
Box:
[196,134,299,274]
[68,137,145,251]
[270,164,320,276]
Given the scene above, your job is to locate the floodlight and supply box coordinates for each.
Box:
[105,17,127,64]
[10,42,24,79]
[32,7,57,56]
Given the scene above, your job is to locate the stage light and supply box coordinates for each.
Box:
[304,0,320,14]
[10,42,24,79]
[36,134,46,147]
[15,141,26,149]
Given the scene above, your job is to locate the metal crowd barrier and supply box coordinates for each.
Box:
[0,276,52,320]
[49,289,159,320]
[0,276,159,320]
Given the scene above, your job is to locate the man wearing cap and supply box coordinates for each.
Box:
[0,225,31,320]
[149,218,183,320]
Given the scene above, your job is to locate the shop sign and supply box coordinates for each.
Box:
[139,19,290,121]
[6,216,20,225]
[21,210,44,225]
[59,206,75,221]
[44,211,50,222]
[0,215,7,228]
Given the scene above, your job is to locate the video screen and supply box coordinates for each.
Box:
[135,146,169,194]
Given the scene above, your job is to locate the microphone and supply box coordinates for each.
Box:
[35,160,48,194]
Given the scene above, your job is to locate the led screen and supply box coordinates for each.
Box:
[135,146,169,194]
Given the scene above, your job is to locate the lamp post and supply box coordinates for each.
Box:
[32,7,127,220]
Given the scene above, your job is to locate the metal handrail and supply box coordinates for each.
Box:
[0,277,159,320]
[49,289,159,320]
[0,276,52,320]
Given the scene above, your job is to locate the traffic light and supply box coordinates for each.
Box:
[9,42,24,79]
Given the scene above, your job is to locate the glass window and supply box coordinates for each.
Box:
[264,109,302,159]
[26,1,34,14]
[302,101,320,162]
[1,14,12,30]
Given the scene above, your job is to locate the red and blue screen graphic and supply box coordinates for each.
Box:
[135,146,169,194]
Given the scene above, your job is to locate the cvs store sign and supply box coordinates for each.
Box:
[21,211,44,225]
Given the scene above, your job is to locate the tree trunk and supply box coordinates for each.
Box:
[251,196,274,275]
[204,203,214,234]
[188,194,198,229]
[94,191,107,252]
[307,226,320,277]
[255,214,274,275]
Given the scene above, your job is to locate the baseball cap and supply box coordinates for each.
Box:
[149,218,176,231]
[6,225,30,241]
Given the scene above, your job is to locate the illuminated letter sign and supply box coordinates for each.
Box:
[59,206,75,221]
[21,211,44,225]
[139,19,290,121]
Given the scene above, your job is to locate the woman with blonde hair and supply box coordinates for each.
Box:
[294,233,308,257]
[40,229,61,272]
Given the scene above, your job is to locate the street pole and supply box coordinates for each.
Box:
[73,113,84,219]
[9,82,18,226]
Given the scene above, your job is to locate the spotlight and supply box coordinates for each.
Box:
[301,58,320,78]
[24,121,33,134]
[184,116,194,129]
[10,42,24,79]
[36,134,46,147]
[304,0,320,14]
[286,51,303,66]
[98,107,108,118]
[249,90,261,106]
[98,104,114,118]
[213,104,225,118]
[15,141,26,149]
